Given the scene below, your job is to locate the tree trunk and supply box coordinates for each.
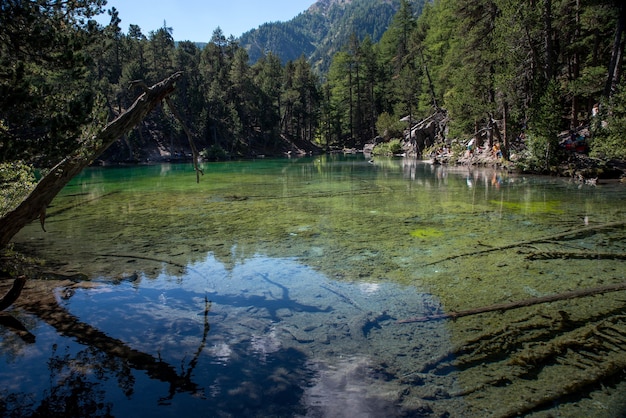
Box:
[543,0,555,81]
[604,2,626,98]
[420,49,438,110]
[0,71,183,249]
[502,100,509,158]
[570,0,582,128]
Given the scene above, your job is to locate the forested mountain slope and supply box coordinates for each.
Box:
[239,0,427,73]
[2,0,625,182]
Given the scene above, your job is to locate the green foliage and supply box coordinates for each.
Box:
[240,0,428,74]
[0,0,105,166]
[376,112,405,140]
[590,82,626,160]
[2,0,625,178]
[0,162,37,217]
[525,81,565,172]
[372,139,403,156]
[408,0,623,156]
[200,145,228,161]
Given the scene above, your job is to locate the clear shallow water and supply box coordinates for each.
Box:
[3,155,626,417]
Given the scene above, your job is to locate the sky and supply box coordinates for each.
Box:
[96,0,316,42]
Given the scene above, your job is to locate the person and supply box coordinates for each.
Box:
[466,138,475,156]
[492,142,502,158]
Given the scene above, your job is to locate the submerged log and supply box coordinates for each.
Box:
[397,281,626,323]
[526,251,626,260]
[0,276,27,311]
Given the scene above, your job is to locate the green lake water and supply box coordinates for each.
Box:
[2,155,626,417]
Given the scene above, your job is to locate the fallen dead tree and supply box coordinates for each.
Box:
[413,311,626,417]
[0,72,186,249]
[397,281,626,323]
[0,72,193,310]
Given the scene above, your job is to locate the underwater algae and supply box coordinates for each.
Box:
[409,219,626,417]
[410,227,444,239]
[7,158,626,417]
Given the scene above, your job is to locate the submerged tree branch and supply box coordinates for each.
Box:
[0,276,27,311]
[422,220,626,267]
[526,251,626,261]
[397,281,626,323]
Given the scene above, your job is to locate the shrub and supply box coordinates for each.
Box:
[376,112,405,140]
[0,162,36,217]
[372,139,403,156]
[200,145,228,161]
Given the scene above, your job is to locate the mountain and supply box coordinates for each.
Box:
[238,0,427,74]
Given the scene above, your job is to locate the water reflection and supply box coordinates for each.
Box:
[1,254,456,417]
[5,157,626,417]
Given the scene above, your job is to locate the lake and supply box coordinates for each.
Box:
[3,155,626,417]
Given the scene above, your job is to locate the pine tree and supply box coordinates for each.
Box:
[0,0,106,165]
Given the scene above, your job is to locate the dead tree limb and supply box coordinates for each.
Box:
[526,251,626,261]
[422,220,626,267]
[397,281,626,323]
[0,72,184,249]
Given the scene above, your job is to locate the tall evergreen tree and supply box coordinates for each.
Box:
[0,0,106,165]
[252,52,284,147]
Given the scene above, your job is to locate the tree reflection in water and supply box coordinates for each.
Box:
[0,276,319,417]
[1,283,209,416]
[2,253,464,417]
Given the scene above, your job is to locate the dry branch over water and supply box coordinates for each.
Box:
[0,72,186,249]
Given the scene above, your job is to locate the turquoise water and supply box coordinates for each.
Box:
[3,155,626,417]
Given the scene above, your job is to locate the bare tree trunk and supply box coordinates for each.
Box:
[0,72,183,249]
[420,49,438,110]
[570,0,582,128]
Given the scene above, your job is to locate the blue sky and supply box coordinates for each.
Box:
[96,0,315,42]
